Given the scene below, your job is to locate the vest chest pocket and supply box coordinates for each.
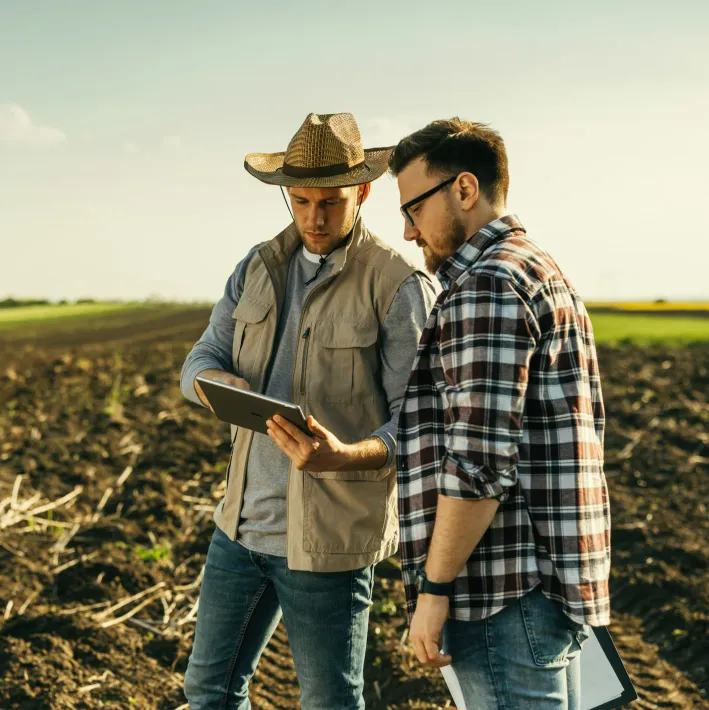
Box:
[312,319,379,403]
[231,298,273,382]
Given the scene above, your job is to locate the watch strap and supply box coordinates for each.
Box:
[417,570,454,596]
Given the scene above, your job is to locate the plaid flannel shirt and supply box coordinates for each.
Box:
[397,215,611,626]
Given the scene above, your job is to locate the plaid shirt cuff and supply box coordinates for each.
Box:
[436,452,512,502]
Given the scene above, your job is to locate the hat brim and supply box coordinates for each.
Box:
[244,147,393,188]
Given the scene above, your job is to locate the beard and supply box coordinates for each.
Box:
[421,210,469,274]
[300,231,349,255]
[297,213,357,256]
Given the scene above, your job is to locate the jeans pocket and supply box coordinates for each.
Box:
[520,589,577,668]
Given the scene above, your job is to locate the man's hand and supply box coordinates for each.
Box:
[194,369,250,412]
[409,594,452,668]
[266,414,351,472]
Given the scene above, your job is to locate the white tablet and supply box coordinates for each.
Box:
[196,376,310,436]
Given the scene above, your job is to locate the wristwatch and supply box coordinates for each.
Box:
[415,569,455,597]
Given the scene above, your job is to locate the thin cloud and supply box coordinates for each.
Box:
[122,140,139,154]
[0,104,66,146]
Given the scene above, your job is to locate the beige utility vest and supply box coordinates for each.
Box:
[213,219,420,572]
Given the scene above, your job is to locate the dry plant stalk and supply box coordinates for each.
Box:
[173,553,197,576]
[116,465,134,487]
[51,522,81,551]
[173,566,204,592]
[11,474,23,508]
[52,551,99,575]
[128,617,174,637]
[94,581,167,621]
[18,591,39,615]
[176,597,199,626]
[78,683,102,694]
[163,600,177,624]
[23,486,83,518]
[26,516,75,529]
[91,486,114,522]
[99,590,167,629]
[0,541,25,557]
[59,600,112,615]
[0,485,83,530]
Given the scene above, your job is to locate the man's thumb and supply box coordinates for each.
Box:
[308,416,327,437]
[424,639,441,661]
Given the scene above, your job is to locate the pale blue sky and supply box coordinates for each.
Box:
[1,0,707,302]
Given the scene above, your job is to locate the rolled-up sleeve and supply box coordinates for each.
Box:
[437,274,538,501]
[179,245,261,406]
[371,272,438,466]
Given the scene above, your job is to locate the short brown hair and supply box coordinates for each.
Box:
[389,118,509,207]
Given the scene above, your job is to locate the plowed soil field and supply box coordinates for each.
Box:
[0,307,707,709]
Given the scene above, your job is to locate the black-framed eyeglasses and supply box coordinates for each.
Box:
[400,175,457,227]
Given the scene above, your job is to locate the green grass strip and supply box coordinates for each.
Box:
[591,313,709,344]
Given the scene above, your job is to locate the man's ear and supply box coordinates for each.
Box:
[456,172,479,211]
[357,182,371,206]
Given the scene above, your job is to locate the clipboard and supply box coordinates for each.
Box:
[580,626,637,710]
[441,626,637,709]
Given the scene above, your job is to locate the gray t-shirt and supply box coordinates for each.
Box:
[238,246,334,555]
[181,241,437,556]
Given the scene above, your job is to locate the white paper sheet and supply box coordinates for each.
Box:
[441,664,467,709]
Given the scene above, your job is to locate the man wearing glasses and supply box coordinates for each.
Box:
[390,118,611,708]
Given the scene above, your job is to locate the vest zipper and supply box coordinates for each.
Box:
[291,269,340,403]
[299,327,311,395]
[235,324,247,375]
[285,262,343,566]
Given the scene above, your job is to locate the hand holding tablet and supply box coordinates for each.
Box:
[195,370,250,410]
[195,374,310,436]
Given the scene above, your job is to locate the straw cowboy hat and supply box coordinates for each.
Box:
[244,113,393,188]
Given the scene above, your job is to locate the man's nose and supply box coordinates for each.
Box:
[403,220,420,243]
[306,204,326,229]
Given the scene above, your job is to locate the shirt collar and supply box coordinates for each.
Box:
[436,214,525,286]
[301,245,324,264]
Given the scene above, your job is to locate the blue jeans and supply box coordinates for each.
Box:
[184,527,374,710]
[443,586,590,710]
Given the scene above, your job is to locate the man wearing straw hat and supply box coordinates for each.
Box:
[180,113,435,709]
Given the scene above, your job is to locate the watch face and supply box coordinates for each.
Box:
[415,571,424,593]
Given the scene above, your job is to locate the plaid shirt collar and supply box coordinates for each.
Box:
[436,214,526,287]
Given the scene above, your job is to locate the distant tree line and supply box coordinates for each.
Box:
[0,298,96,308]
